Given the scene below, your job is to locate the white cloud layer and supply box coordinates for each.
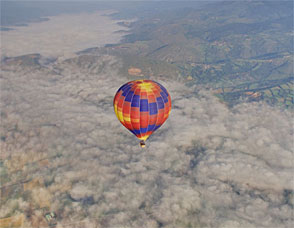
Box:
[1,52,293,227]
[1,11,129,58]
[0,9,293,228]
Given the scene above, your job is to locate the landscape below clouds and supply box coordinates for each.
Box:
[0,5,293,228]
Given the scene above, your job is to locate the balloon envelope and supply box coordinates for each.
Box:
[113,79,171,141]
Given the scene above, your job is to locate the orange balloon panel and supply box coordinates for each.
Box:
[113,80,171,141]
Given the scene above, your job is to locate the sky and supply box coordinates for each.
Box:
[0,2,293,227]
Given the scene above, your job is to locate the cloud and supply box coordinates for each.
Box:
[1,11,129,59]
[1,51,293,227]
[1,7,293,226]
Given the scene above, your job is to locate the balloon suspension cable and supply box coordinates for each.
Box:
[140,140,146,148]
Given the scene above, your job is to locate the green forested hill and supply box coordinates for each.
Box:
[108,0,294,108]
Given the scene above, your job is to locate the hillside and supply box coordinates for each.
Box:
[102,0,293,108]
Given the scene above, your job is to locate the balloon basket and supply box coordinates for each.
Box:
[140,140,146,148]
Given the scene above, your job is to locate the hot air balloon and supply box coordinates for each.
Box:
[113,79,171,148]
